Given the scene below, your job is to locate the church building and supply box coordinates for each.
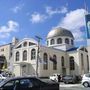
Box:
[13,27,89,77]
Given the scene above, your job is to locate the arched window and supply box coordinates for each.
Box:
[87,55,89,71]
[43,53,48,70]
[81,53,84,70]
[31,49,36,60]
[71,39,73,45]
[23,42,27,47]
[47,41,49,46]
[50,39,55,45]
[53,55,57,70]
[61,56,64,67]
[57,38,62,44]
[69,57,75,70]
[23,50,27,61]
[65,38,69,44]
[16,51,19,61]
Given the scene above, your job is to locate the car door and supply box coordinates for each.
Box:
[31,78,48,90]
[30,78,44,90]
[86,73,90,82]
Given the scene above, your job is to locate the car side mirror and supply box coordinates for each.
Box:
[15,82,19,86]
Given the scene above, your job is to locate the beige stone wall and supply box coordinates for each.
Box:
[68,49,88,75]
[38,46,67,77]
[87,46,90,72]
[0,44,12,67]
[14,64,21,76]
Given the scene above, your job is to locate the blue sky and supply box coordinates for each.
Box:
[0,0,90,47]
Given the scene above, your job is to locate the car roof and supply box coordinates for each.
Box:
[8,76,38,80]
[64,75,74,77]
[0,76,38,87]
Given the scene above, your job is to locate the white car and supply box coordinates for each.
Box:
[0,74,7,80]
[82,73,90,87]
[49,74,60,82]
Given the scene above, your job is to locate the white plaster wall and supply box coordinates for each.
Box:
[13,45,38,76]
[47,36,74,51]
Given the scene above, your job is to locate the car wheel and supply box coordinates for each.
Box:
[83,82,89,87]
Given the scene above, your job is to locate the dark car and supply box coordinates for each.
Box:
[63,75,78,84]
[0,76,59,90]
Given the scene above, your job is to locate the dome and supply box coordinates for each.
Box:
[47,27,74,39]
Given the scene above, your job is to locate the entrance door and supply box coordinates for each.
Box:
[22,65,27,76]
[62,68,66,75]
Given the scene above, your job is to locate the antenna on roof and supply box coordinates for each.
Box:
[84,0,88,14]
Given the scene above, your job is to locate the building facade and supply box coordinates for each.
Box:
[0,43,12,71]
[0,37,19,72]
[12,27,89,77]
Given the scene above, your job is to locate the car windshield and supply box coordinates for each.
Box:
[64,75,73,79]
[85,74,90,77]
[0,78,9,87]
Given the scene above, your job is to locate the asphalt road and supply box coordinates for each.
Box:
[59,83,90,90]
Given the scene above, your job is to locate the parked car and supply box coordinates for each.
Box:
[0,74,7,80]
[82,73,90,87]
[0,76,59,90]
[49,73,61,82]
[63,75,78,84]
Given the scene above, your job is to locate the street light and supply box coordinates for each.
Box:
[35,36,42,77]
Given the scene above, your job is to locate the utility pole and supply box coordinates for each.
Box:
[35,36,42,77]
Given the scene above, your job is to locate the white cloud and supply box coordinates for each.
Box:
[58,9,86,42]
[46,6,68,16]
[11,4,24,13]
[0,20,19,39]
[30,12,47,23]
[73,30,85,41]
[0,33,10,38]
[60,6,68,14]
[30,6,68,23]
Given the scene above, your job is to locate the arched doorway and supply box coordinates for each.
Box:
[61,56,66,75]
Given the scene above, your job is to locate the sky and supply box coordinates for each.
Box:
[0,0,90,47]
